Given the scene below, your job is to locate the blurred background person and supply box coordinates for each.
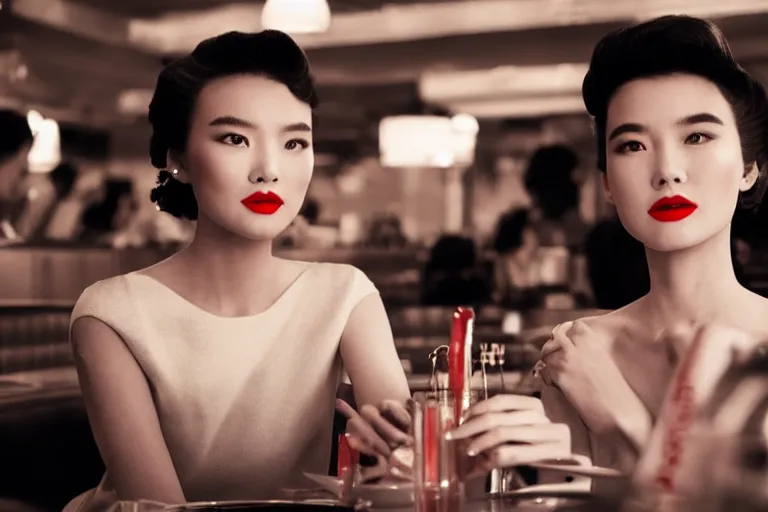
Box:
[0,109,34,242]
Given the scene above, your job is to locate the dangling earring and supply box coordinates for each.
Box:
[171,168,179,177]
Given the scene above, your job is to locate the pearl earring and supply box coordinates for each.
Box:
[171,169,179,177]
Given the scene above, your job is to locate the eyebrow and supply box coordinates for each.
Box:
[607,112,724,141]
[208,116,312,133]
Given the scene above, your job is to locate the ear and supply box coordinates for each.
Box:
[601,173,615,205]
[740,161,760,192]
[166,150,189,183]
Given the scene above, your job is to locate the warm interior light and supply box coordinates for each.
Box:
[26,109,44,134]
[261,0,331,34]
[419,64,590,103]
[446,95,586,118]
[379,115,481,169]
[26,110,61,173]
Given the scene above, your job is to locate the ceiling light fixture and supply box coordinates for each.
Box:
[261,0,331,34]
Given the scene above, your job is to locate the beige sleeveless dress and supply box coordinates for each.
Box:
[63,262,377,511]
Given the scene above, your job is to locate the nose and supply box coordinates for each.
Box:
[651,145,687,190]
[248,145,279,185]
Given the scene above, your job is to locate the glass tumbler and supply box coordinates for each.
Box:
[412,390,480,512]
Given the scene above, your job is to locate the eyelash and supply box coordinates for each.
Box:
[216,133,310,151]
[285,139,310,151]
[218,133,248,147]
[614,132,714,154]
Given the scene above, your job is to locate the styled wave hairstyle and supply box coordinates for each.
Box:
[148,30,319,220]
[582,15,768,210]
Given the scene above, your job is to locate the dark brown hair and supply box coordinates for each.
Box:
[582,15,768,210]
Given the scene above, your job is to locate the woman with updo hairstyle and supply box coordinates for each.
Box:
[64,30,414,510]
[535,15,768,476]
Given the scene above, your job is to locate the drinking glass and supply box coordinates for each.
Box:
[412,390,480,512]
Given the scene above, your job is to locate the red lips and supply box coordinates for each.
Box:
[241,191,284,215]
[648,195,698,222]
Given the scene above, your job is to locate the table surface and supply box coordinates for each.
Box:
[103,493,613,512]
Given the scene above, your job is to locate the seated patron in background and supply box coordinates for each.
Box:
[14,161,78,241]
[491,210,544,308]
[522,144,589,249]
[492,145,589,308]
[0,109,34,243]
[420,234,492,307]
[538,15,768,477]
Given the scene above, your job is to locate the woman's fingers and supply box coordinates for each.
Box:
[337,399,392,456]
[489,440,571,468]
[541,323,576,358]
[539,365,555,388]
[448,410,547,440]
[465,423,570,458]
[345,431,378,456]
[379,399,412,430]
[360,404,413,449]
[463,394,544,419]
[335,398,358,420]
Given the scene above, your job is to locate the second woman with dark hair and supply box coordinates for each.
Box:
[537,15,768,476]
[64,31,411,510]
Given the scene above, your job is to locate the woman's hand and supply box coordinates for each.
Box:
[539,320,663,450]
[336,398,413,458]
[539,321,641,433]
[539,321,626,391]
[445,394,570,474]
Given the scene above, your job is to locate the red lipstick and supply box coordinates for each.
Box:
[648,195,698,222]
[241,191,283,215]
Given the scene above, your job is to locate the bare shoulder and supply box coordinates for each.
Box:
[132,254,182,283]
[718,292,768,346]
[557,302,641,347]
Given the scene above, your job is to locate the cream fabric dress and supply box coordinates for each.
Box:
[63,262,377,511]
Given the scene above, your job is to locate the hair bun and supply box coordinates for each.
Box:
[150,171,198,220]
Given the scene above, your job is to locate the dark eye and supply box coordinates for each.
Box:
[685,132,711,145]
[617,140,645,153]
[285,139,310,151]
[218,134,248,147]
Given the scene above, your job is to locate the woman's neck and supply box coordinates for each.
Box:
[174,214,278,314]
[642,225,749,327]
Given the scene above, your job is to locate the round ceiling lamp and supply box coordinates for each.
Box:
[261,0,331,34]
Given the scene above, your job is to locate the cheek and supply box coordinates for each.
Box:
[286,154,314,192]
[695,146,743,191]
[189,147,246,194]
[605,162,646,209]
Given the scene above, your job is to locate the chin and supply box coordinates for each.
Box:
[232,222,292,241]
[201,205,298,242]
[632,225,720,253]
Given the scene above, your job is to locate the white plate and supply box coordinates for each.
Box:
[303,473,414,507]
